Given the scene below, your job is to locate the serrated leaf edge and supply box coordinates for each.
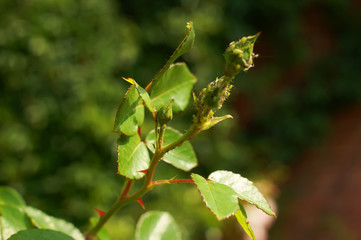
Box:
[191,174,239,221]
[113,85,145,136]
[117,136,149,180]
[209,170,276,217]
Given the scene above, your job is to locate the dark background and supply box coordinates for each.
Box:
[1,0,360,239]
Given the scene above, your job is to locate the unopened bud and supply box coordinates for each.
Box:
[224,33,260,75]
[157,99,173,125]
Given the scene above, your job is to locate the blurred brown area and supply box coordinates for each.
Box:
[271,106,361,240]
[234,2,361,239]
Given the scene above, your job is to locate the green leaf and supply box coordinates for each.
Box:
[200,115,233,131]
[167,22,195,66]
[150,63,196,112]
[23,206,84,240]
[135,211,181,240]
[117,134,150,179]
[123,77,155,114]
[0,186,26,207]
[0,205,33,240]
[208,171,276,216]
[145,128,197,171]
[147,22,195,91]
[7,229,75,240]
[135,83,155,114]
[191,174,239,220]
[235,206,256,240]
[113,85,144,136]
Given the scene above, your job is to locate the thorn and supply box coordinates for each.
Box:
[95,208,105,218]
[138,169,148,174]
[138,126,142,138]
[187,137,194,141]
[137,198,145,210]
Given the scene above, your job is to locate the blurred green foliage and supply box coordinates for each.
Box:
[1,0,360,239]
[0,0,134,226]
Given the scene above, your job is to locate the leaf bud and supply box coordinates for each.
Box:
[157,99,173,125]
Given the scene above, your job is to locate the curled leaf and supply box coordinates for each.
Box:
[146,22,195,91]
[235,206,256,240]
[200,115,233,131]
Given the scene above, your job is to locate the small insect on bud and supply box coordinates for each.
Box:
[157,99,174,125]
[224,33,260,76]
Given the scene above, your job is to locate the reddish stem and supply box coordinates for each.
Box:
[120,180,133,199]
[137,126,142,138]
[151,179,195,187]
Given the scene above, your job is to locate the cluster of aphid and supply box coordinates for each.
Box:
[193,33,260,128]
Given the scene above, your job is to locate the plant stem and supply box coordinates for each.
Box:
[157,124,166,150]
[86,122,201,239]
[86,178,134,238]
[160,123,199,155]
[150,179,195,187]
[119,179,132,200]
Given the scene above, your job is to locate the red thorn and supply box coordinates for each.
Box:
[138,169,148,174]
[137,198,145,210]
[95,208,105,218]
[138,126,142,138]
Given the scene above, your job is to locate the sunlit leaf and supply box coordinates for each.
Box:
[145,128,197,171]
[208,170,275,216]
[135,211,181,240]
[191,174,239,220]
[150,63,196,112]
[122,77,155,114]
[0,205,33,240]
[235,206,256,240]
[0,186,26,207]
[7,229,75,240]
[24,206,84,240]
[113,85,144,136]
[135,84,155,114]
[117,134,150,179]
